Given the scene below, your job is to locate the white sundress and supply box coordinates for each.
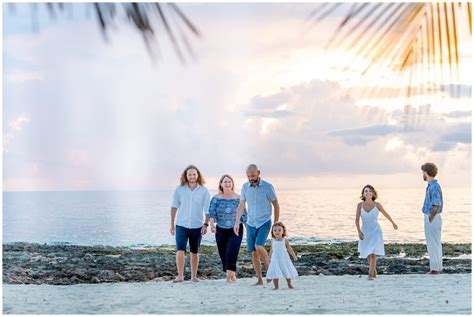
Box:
[358,204,385,258]
[266,238,298,280]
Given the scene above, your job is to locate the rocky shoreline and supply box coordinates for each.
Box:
[3,242,471,285]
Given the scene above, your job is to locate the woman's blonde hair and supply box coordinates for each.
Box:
[218,174,235,194]
[180,165,205,186]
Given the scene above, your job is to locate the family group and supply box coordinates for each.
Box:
[170,163,443,288]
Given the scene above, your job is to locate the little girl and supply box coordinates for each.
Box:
[265,221,298,290]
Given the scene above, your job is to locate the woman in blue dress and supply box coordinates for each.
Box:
[209,174,247,283]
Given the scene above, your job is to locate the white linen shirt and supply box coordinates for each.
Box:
[172,184,210,229]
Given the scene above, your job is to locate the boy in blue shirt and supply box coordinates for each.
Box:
[421,162,443,274]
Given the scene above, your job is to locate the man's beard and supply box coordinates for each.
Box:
[249,178,259,186]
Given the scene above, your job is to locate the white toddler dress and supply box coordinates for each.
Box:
[358,204,385,258]
[266,238,298,279]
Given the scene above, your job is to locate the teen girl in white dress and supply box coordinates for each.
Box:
[355,185,398,280]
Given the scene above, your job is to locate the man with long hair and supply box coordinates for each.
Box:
[170,165,210,282]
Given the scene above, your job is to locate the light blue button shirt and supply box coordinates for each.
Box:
[240,179,277,228]
[172,184,210,229]
[422,180,443,214]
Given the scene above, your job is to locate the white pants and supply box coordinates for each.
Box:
[424,213,443,272]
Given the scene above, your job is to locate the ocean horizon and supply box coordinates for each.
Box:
[3,188,471,246]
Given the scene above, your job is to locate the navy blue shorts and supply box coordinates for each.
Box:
[175,225,202,253]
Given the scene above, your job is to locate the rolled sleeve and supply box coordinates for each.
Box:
[430,186,442,207]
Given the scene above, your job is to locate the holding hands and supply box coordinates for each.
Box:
[210,219,217,233]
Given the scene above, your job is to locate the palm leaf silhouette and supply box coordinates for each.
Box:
[311,2,472,100]
[8,3,201,63]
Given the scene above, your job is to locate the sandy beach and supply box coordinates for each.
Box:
[3,273,471,314]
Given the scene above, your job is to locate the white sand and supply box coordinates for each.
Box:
[2,274,471,314]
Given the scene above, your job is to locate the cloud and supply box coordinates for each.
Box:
[238,79,471,186]
[442,110,471,119]
[248,91,291,110]
[8,113,31,131]
[243,109,294,118]
[2,5,471,190]
[433,123,472,151]
[328,124,403,145]
[440,84,472,98]
[239,80,412,175]
[3,113,31,152]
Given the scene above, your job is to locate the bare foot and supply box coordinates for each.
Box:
[272,287,279,290]
[191,277,200,282]
[231,275,237,282]
[253,279,264,286]
[288,284,294,289]
[172,277,184,283]
[368,276,375,281]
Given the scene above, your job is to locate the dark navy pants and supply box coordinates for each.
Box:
[215,224,243,272]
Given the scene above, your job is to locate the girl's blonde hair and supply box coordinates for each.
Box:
[271,221,288,238]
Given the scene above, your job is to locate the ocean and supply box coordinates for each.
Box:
[3,188,471,246]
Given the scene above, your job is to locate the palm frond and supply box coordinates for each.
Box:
[327,3,386,51]
[308,3,343,27]
[316,2,472,100]
[324,3,371,50]
[468,2,472,34]
[9,3,201,62]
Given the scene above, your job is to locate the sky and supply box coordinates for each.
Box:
[2,3,472,191]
